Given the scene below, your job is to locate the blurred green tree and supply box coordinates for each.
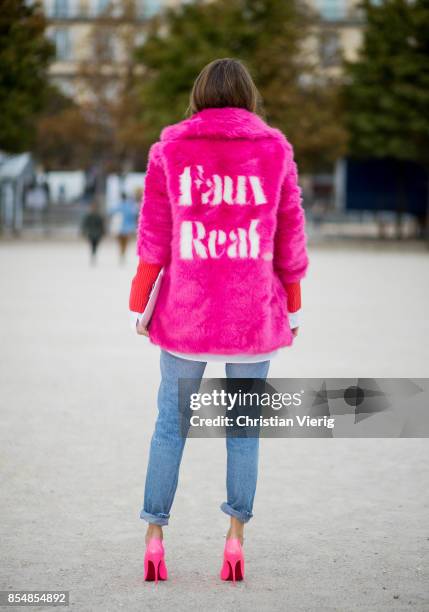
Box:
[34,89,100,171]
[135,0,346,172]
[344,0,429,165]
[343,0,429,236]
[77,0,149,173]
[35,0,148,176]
[0,0,54,152]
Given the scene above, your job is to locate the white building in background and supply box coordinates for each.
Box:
[45,171,86,202]
[105,172,145,210]
[0,153,35,233]
[39,0,370,100]
[41,0,182,100]
[308,0,368,75]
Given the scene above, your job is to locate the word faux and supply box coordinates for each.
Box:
[178,165,267,207]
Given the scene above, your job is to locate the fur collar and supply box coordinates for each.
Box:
[160,107,285,142]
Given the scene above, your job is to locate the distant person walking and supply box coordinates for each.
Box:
[81,203,105,265]
[109,192,138,263]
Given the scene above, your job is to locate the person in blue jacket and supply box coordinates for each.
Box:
[109,192,138,263]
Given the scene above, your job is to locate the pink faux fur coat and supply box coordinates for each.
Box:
[137,106,308,354]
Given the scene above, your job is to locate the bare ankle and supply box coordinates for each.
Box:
[146,525,163,543]
[227,518,244,544]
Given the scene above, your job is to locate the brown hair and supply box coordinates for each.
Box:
[187,58,261,116]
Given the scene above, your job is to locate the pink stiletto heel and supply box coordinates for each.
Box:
[144,537,168,582]
[220,538,244,583]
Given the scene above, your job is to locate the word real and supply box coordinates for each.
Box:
[180,219,263,260]
[177,165,269,260]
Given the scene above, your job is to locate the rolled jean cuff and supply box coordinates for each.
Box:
[220,502,253,523]
[140,509,170,526]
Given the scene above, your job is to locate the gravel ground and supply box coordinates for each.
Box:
[0,239,428,612]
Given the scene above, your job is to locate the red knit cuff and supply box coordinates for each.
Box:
[129,260,162,312]
[285,282,301,313]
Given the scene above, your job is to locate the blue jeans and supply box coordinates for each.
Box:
[140,350,270,526]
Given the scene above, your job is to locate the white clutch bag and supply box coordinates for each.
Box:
[138,269,164,328]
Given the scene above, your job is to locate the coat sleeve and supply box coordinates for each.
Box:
[129,260,163,313]
[273,143,309,285]
[136,142,172,265]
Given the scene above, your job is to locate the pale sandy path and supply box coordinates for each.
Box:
[1,240,428,611]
